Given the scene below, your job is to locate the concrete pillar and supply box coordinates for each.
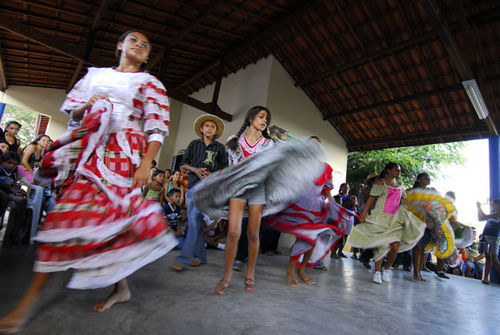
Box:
[489,136,500,283]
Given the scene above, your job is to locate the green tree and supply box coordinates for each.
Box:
[1,104,38,148]
[346,142,466,193]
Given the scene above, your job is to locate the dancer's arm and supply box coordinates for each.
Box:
[359,196,375,223]
[132,141,161,189]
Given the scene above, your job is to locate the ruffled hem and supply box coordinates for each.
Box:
[193,139,325,218]
[34,233,178,289]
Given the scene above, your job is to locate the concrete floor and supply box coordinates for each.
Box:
[0,245,499,335]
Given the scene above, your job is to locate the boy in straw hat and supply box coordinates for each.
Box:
[170,114,228,271]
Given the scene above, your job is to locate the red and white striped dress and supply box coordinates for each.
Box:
[264,163,355,265]
[35,68,177,289]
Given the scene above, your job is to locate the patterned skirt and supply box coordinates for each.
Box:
[192,139,325,218]
[34,101,177,289]
[264,185,355,265]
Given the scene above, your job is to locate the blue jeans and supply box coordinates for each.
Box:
[174,189,206,268]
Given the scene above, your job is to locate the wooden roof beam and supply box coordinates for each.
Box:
[295,31,438,87]
[423,0,497,135]
[323,83,464,120]
[0,15,85,60]
[0,40,7,91]
[168,91,232,122]
[348,125,490,151]
[172,0,327,93]
[67,0,111,92]
[148,1,224,71]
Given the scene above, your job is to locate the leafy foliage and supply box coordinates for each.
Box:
[0,104,38,148]
[347,142,466,192]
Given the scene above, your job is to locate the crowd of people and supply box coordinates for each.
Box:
[0,29,498,334]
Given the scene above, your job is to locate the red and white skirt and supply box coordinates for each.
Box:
[264,185,355,266]
[34,101,177,289]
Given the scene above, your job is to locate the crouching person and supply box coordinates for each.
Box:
[0,152,30,245]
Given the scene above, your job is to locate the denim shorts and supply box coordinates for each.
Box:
[483,235,500,255]
[233,184,266,205]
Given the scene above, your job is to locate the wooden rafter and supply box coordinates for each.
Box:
[67,0,111,92]
[172,0,327,93]
[323,83,464,120]
[295,31,438,87]
[0,39,7,91]
[0,15,85,60]
[148,1,223,71]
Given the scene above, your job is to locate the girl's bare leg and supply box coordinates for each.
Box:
[384,242,400,270]
[93,278,131,312]
[0,272,50,333]
[245,204,264,289]
[221,199,245,283]
[482,252,491,284]
[287,259,299,287]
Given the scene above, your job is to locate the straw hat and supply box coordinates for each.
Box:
[193,114,225,139]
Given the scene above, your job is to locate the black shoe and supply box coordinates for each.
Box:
[435,271,449,279]
[360,258,371,269]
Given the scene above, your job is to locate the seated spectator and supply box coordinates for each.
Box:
[204,216,227,250]
[21,135,51,176]
[2,120,22,154]
[175,207,188,249]
[143,169,164,201]
[463,237,485,279]
[0,139,9,154]
[163,188,181,231]
[0,152,29,245]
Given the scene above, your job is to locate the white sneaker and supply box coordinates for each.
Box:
[373,271,382,284]
[382,269,392,282]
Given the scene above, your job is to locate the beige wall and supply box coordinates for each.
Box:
[0,86,68,141]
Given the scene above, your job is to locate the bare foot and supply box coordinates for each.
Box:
[298,272,316,285]
[93,286,131,312]
[287,272,299,288]
[413,274,427,282]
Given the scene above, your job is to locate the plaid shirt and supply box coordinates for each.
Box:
[182,138,228,188]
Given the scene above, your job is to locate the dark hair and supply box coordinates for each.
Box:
[412,172,429,189]
[227,106,272,151]
[167,188,181,198]
[0,152,20,163]
[164,168,171,174]
[5,120,22,132]
[152,169,164,178]
[309,136,321,143]
[29,134,50,147]
[339,183,348,194]
[115,30,151,71]
[151,159,157,168]
[379,162,399,179]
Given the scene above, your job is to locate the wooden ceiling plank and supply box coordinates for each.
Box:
[324,83,465,120]
[296,31,438,87]
[13,0,93,19]
[0,39,8,91]
[67,0,112,92]
[398,0,458,128]
[172,0,327,93]
[0,15,85,60]
[148,0,224,71]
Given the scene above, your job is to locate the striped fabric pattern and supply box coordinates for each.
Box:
[264,163,356,265]
[36,99,177,290]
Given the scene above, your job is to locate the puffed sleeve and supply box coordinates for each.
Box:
[369,184,385,197]
[60,67,96,118]
[140,75,169,144]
